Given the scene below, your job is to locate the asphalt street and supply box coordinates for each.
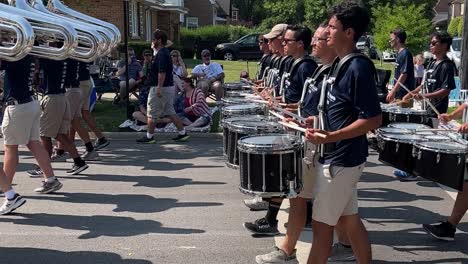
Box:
[0,133,466,264]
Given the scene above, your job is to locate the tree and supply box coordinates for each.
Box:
[373,3,432,54]
[448,17,462,37]
[304,0,341,28]
[232,0,264,25]
[260,0,306,28]
[458,17,464,37]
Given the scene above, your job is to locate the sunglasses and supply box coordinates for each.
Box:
[203,55,211,58]
[282,38,297,45]
[171,55,179,57]
[429,41,440,46]
[259,39,269,44]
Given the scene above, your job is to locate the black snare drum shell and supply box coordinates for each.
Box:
[378,140,416,173]
[413,149,465,191]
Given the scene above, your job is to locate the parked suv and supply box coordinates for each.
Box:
[356,35,379,59]
[214,33,263,61]
[447,37,462,70]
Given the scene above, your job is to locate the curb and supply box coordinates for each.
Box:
[91,132,223,140]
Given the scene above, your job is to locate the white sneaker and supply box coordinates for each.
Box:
[328,243,355,262]
[244,196,268,211]
[255,247,298,264]
[119,119,135,128]
[0,194,26,215]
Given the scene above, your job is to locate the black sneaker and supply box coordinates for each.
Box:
[94,138,110,150]
[66,163,89,175]
[243,217,279,236]
[34,179,63,194]
[423,221,456,241]
[26,167,43,178]
[172,133,190,142]
[0,194,26,215]
[136,136,156,144]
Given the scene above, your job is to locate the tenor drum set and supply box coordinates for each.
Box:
[377,103,468,191]
[221,82,305,198]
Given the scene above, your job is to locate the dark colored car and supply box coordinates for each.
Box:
[214,33,263,61]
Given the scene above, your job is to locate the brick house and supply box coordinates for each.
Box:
[63,0,187,43]
[184,0,229,28]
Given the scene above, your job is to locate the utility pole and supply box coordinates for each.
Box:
[461,1,468,90]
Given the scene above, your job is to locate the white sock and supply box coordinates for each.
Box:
[45,176,57,183]
[178,129,186,135]
[5,189,16,200]
[146,132,154,139]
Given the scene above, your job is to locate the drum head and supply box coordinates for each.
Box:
[224,82,244,90]
[424,135,451,141]
[224,104,260,113]
[222,97,246,105]
[380,103,400,111]
[377,127,410,134]
[389,123,430,130]
[237,134,301,153]
[416,142,468,154]
[380,133,424,143]
[222,115,267,128]
[225,91,245,98]
[229,121,282,133]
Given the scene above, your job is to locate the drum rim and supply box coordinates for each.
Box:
[228,121,283,132]
[391,109,427,115]
[222,115,267,127]
[237,134,303,153]
[388,123,431,130]
[376,127,411,134]
[414,141,468,154]
[223,104,262,112]
[238,187,302,198]
[378,133,426,143]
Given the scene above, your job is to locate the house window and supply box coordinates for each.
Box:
[232,10,238,21]
[187,17,198,29]
[461,4,465,15]
[130,0,139,38]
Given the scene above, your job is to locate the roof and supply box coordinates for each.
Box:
[145,0,188,14]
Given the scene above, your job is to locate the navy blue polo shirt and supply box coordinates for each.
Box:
[148,47,173,87]
[425,58,456,117]
[0,56,35,102]
[284,59,318,104]
[64,59,80,88]
[394,48,415,99]
[78,62,90,81]
[258,53,272,79]
[40,59,67,95]
[322,57,382,167]
[301,65,331,118]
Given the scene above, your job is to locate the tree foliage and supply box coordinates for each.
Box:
[448,17,462,37]
[457,17,464,37]
[373,3,432,54]
[304,0,341,29]
[260,0,306,28]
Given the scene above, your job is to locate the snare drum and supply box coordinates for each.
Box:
[222,104,264,120]
[226,121,283,168]
[378,133,426,173]
[413,141,468,191]
[224,91,246,99]
[222,115,268,157]
[388,123,431,131]
[222,97,247,106]
[238,134,303,197]
[389,108,428,124]
[224,82,251,92]
[380,104,400,126]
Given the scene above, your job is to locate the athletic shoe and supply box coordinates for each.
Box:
[51,152,68,162]
[26,167,43,178]
[423,221,456,241]
[243,217,279,236]
[393,170,418,181]
[119,119,135,128]
[0,194,26,215]
[34,179,63,194]
[284,221,313,231]
[94,138,110,150]
[136,136,156,144]
[81,150,100,161]
[172,133,190,142]
[328,243,356,262]
[255,246,298,264]
[244,197,269,211]
[66,163,89,175]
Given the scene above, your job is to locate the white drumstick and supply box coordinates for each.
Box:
[278,121,327,138]
[393,78,440,116]
[269,110,285,120]
[416,129,458,132]
[273,106,306,123]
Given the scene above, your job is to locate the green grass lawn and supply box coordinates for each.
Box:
[92,58,397,132]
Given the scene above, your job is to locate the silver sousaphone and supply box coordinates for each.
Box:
[0,10,35,61]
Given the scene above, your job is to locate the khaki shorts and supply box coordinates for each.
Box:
[66,88,83,119]
[40,94,71,138]
[299,141,318,199]
[80,80,92,111]
[2,100,41,145]
[312,162,365,226]
[147,86,176,119]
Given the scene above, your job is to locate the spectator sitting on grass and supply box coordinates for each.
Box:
[177,77,211,128]
[171,50,188,92]
[191,49,224,105]
[112,48,143,104]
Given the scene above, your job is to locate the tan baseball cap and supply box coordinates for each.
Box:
[263,24,288,39]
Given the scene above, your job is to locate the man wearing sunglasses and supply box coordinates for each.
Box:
[256,36,272,81]
[191,49,225,105]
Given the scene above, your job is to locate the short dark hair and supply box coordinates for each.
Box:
[153,29,168,45]
[431,31,453,51]
[329,1,370,42]
[287,24,312,50]
[181,77,194,87]
[390,28,407,44]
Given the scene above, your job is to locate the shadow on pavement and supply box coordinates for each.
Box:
[358,188,443,202]
[61,174,226,188]
[25,193,223,213]
[0,247,152,264]
[0,213,205,239]
[360,172,395,183]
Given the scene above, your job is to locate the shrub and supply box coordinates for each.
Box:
[448,16,462,37]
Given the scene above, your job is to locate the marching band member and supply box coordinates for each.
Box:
[305,3,381,263]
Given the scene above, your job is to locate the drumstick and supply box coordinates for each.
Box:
[416,129,458,132]
[393,78,440,116]
[268,110,285,120]
[278,121,327,138]
[272,106,306,123]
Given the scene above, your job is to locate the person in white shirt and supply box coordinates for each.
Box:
[191,49,225,104]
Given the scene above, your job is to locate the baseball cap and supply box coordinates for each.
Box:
[263,24,288,39]
[201,49,211,57]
